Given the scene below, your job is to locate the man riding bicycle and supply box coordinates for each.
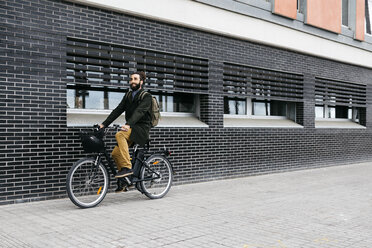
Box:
[99,71,152,192]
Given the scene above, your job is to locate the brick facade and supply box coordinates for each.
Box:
[1,0,372,205]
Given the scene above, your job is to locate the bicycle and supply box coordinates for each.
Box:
[66,124,174,208]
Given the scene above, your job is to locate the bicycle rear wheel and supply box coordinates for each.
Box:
[140,155,173,199]
[66,158,109,208]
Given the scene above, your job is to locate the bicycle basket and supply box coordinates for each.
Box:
[80,132,104,153]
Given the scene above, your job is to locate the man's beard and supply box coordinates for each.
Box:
[130,83,141,91]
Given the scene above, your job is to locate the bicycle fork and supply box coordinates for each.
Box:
[88,155,102,184]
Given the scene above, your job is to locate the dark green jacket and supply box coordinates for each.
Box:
[102,89,152,146]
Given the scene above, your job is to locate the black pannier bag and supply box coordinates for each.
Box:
[80,131,105,153]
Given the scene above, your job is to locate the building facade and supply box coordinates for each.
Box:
[1,0,372,204]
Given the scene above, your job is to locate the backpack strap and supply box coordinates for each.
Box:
[138,91,152,115]
[139,91,149,100]
[124,90,132,102]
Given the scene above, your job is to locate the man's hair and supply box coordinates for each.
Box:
[132,71,146,82]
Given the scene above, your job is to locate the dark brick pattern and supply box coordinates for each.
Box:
[1,0,372,205]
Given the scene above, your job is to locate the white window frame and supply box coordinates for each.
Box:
[315,104,360,122]
[224,97,295,119]
[223,97,302,128]
[315,105,364,129]
[66,90,208,127]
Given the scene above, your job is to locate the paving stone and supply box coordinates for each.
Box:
[1,162,372,247]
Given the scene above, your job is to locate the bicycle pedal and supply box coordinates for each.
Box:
[124,177,131,185]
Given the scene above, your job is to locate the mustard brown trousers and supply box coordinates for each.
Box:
[111,129,133,170]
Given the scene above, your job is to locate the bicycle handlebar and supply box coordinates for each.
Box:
[92,124,122,137]
[93,123,121,130]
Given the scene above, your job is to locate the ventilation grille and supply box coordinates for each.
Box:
[66,38,209,94]
[223,63,304,101]
[315,77,366,107]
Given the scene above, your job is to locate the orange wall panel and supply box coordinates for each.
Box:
[273,0,297,19]
[355,0,365,41]
[306,0,341,33]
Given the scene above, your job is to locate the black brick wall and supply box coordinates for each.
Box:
[1,0,372,205]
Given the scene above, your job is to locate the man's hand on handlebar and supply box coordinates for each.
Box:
[97,123,130,132]
[120,124,130,132]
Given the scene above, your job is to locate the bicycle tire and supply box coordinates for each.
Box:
[135,181,144,193]
[66,157,109,208]
[140,154,173,199]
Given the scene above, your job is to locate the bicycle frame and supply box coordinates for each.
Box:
[90,144,172,186]
[86,125,174,185]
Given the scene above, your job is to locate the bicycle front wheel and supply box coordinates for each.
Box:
[66,158,109,208]
[140,155,173,199]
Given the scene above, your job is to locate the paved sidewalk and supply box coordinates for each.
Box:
[1,162,372,248]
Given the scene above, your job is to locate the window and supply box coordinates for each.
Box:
[155,93,196,113]
[252,100,294,117]
[67,86,196,113]
[366,0,372,34]
[67,88,104,109]
[315,77,366,124]
[66,38,208,127]
[342,0,349,26]
[224,98,296,118]
[315,105,360,121]
[109,91,125,109]
[224,97,246,115]
[223,63,303,127]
